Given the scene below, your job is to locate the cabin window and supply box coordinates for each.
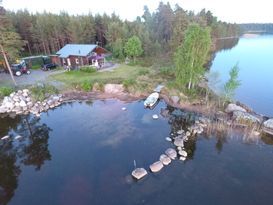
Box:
[75,58,79,64]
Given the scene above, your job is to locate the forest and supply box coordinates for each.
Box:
[240,23,273,33]
[1,2,240,62]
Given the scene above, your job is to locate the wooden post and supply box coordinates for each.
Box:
[0,44,17,86]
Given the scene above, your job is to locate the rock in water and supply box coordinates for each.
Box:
[152,114,159,119]
[15,135,23,140]
[159,154,171,165]
[122,107,127,111]
[174,138,184,147]
[179,156,186,161]
[177,129,184,135]
[178,150,188,157]
[165,137,172,142]
[264,119,273,130]
[1,135,9,140]
[165,148,177,159]
[132,168,147,180]
[150,161,164,172]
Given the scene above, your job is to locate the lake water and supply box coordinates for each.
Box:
[1,100,273,205]
[210,35,273,117]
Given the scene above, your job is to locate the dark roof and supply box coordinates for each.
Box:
[56,44,97,58]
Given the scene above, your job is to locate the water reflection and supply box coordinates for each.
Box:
[0,115,52,204]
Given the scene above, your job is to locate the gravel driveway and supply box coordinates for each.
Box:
[0,69,65,87]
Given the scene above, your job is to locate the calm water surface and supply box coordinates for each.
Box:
[1,100,273,205]
[210,35,273,117]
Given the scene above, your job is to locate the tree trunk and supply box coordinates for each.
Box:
[0,44,17,86]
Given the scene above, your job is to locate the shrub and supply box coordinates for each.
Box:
[159,66,175,76]
[30,84,59,101]
[80,67,97,73]
[80,81,93,92]
[0,86,14,98]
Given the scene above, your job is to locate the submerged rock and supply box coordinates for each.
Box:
[159,154,171,165]
[150,161,164,172]
[165,148,177,159]
[152,114,159,119]
[132,168,147,180]
[15,135,23,140]
[179,156,186,161]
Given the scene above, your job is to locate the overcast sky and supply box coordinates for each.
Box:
[2,0,272,23]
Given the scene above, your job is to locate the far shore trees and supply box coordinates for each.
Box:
[124,36,143,63]
[174,24,212,91]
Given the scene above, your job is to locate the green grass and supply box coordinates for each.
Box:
[0,86,14,98]
[51,64,149,88]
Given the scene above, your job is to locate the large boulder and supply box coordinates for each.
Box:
[131,168,147,180]
[263,119,273,130]
[225,103,246,113]
[150,161,164,172]
[104,84,124,94]
[232,111,262,124]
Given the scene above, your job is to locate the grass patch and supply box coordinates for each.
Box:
[80,81,93,91]
[80,67,97,73]
[51,64,149,89]
[30,84,59,101]
[0,86,14,98]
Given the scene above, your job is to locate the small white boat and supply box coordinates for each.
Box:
[144,92,159,108]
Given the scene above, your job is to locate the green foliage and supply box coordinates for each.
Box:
[223,64,241,103]
[0,86,14,98]
[80,67,97,73]
[124,36,143,63]
[174,24,212,90]
[80,81,93,92]
[30,84,59,101]
[111,38,124,59]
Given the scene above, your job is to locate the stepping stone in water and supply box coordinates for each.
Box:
[152,114,159,119]
[132,168,148,180]
[174,138,184,147]
[159,154,171,165]
[150,161,164,172]
[165,148,177,159]
[1,135,9,140]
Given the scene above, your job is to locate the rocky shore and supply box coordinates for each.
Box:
[1,84,273,136]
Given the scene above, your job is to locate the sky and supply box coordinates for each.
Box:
[2,0,273,23]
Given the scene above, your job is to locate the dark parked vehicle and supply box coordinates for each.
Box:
[42,63,58,71]
[11,63,31,76]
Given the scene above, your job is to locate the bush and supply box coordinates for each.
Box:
[80,81,93,92]
[0,86,14,98]
[80,67,97,73]
[122,79,136,89]
[30,84,59,101]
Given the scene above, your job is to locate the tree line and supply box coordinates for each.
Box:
[240,23,273,33]
[1,2,240,62]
